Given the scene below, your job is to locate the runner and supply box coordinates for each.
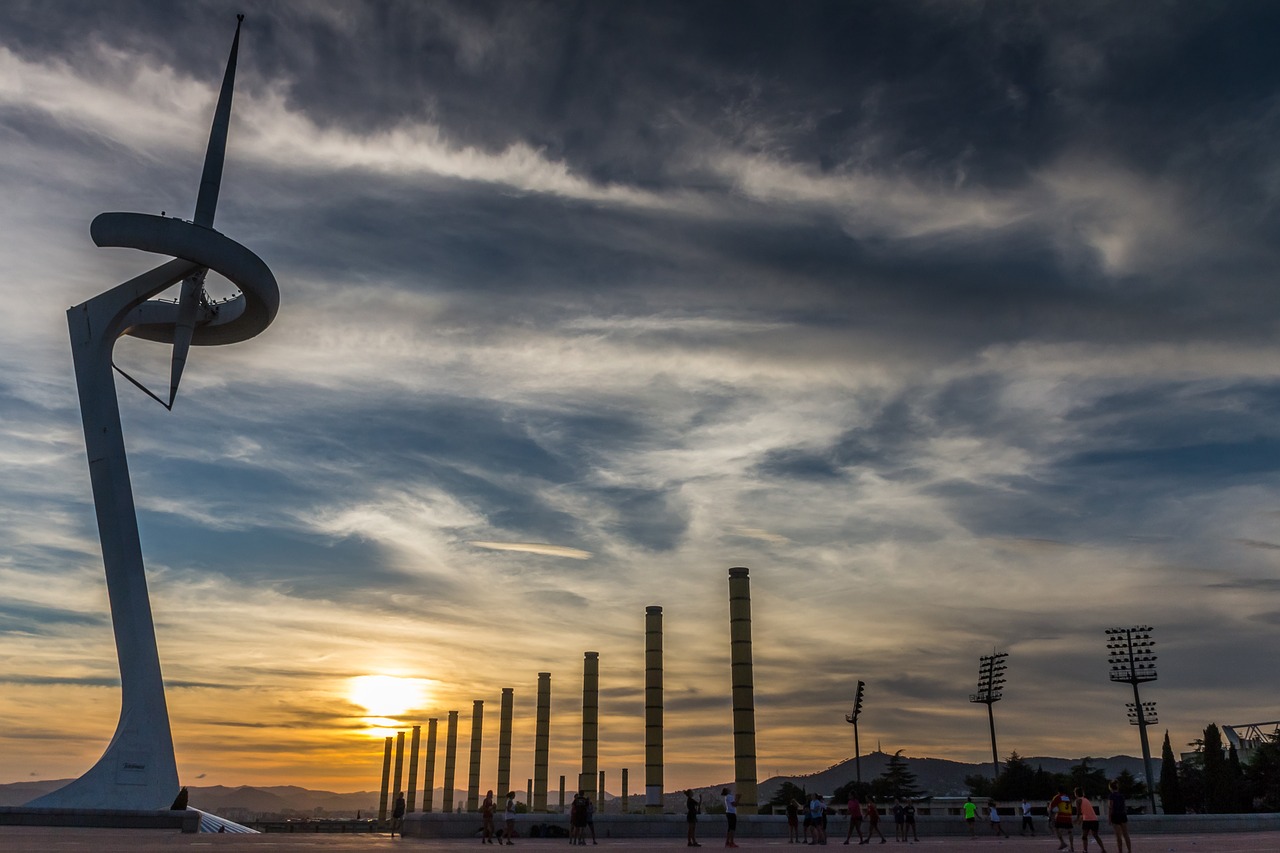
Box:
[1074,788,1105,853]
[843,792,864,845]
[1051,787,1075,852]
[861,800,887,845]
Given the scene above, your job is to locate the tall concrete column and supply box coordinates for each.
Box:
[443,710,459,813]
[621,768,629,813]
[423,718,439,813]
[579,651,599,799]
[599,770,606,812]
[497,688,514,801]
[378,735,392,822]
[644,605,664,814]
[559,775,566,812]
[534,672,551,812]
[393,730,406,804]
[526,778,533,809]
[467,700,484,811]
[407,725,421,812]
[728,567,759,814]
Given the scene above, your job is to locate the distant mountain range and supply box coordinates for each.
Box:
[0,752,1157,818]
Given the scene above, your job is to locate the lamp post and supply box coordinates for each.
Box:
[1106,626,1158,815]
[969,652,1008,781]
[844,680,865,785]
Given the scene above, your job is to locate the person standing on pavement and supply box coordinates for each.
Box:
[722,787,739,848]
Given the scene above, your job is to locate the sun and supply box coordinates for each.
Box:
[349,675,430,719]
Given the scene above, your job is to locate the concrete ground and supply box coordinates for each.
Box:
[0,828,1276,853]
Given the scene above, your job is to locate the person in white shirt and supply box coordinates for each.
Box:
[722,787,739,848]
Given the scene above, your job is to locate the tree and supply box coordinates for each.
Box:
[1228,744,1250,812]
[832,779,870,804]
[964,774,992,798]
[1069,757,1108,797]
[1159,731,1185,815]
[875,750,924,799]
[1111,769,1147,802]
[1244,738,1280,812]
[766,781,809,814]
[991,752,1036,801]
[1029,766,1058,801]
[1203,723,1240,813]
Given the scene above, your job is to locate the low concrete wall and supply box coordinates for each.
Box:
[0,806,200,833]
[402,811,1280,840]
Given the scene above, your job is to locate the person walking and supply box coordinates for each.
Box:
[1020,798,1035,837]
[861,800,886,845]
[503,791,517,845]
[1106,780,1131,853]
[722,787,739,848]
[988,800,1008,838]
[843,793,864,845]
[686,789,702,847]
[962,798,977,838]
[482,790,496,843]
[1074,789,1105,853]
[1050,787,1075,852]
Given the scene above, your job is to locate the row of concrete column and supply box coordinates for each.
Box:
[377,568,759,820]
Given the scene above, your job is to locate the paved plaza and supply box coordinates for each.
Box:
[1,829,1277,853]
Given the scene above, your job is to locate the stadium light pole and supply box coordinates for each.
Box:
[1106,626,1158,815]
[844,680,866,785]
[969,652,1008,781]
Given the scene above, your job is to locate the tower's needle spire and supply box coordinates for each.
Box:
[168,15,243,408]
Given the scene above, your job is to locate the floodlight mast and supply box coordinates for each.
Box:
[844,680,866,785]
[1106,626,1158,814]
[969,652,1008,780]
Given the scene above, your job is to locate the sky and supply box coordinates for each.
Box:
[1,0,1279,796]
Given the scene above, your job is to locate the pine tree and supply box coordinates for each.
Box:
[1158,730,1185,814]
[876,750,923,799]
[1203,723,1237,813]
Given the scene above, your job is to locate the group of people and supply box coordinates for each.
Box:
[1046,780,1132,853]
[396,780,1133,851]
[478,790,520,844]
[568,791,599,845]
[959,780,1131,852]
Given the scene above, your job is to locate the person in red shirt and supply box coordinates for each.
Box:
[843,793,864,845]
[1051,787,1075,851]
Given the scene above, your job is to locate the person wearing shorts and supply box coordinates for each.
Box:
[1107,780,1131,853]
[787,798,800,844]
[1051,788,1075,851]
[988,800,1008,838]
[843,794,863,845]
[1074,788,1105,853]
[892,800,905,842]
[861,800,886,845]
[962,798,977,837]
[903,800,918,842]
[722,787,739,848]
